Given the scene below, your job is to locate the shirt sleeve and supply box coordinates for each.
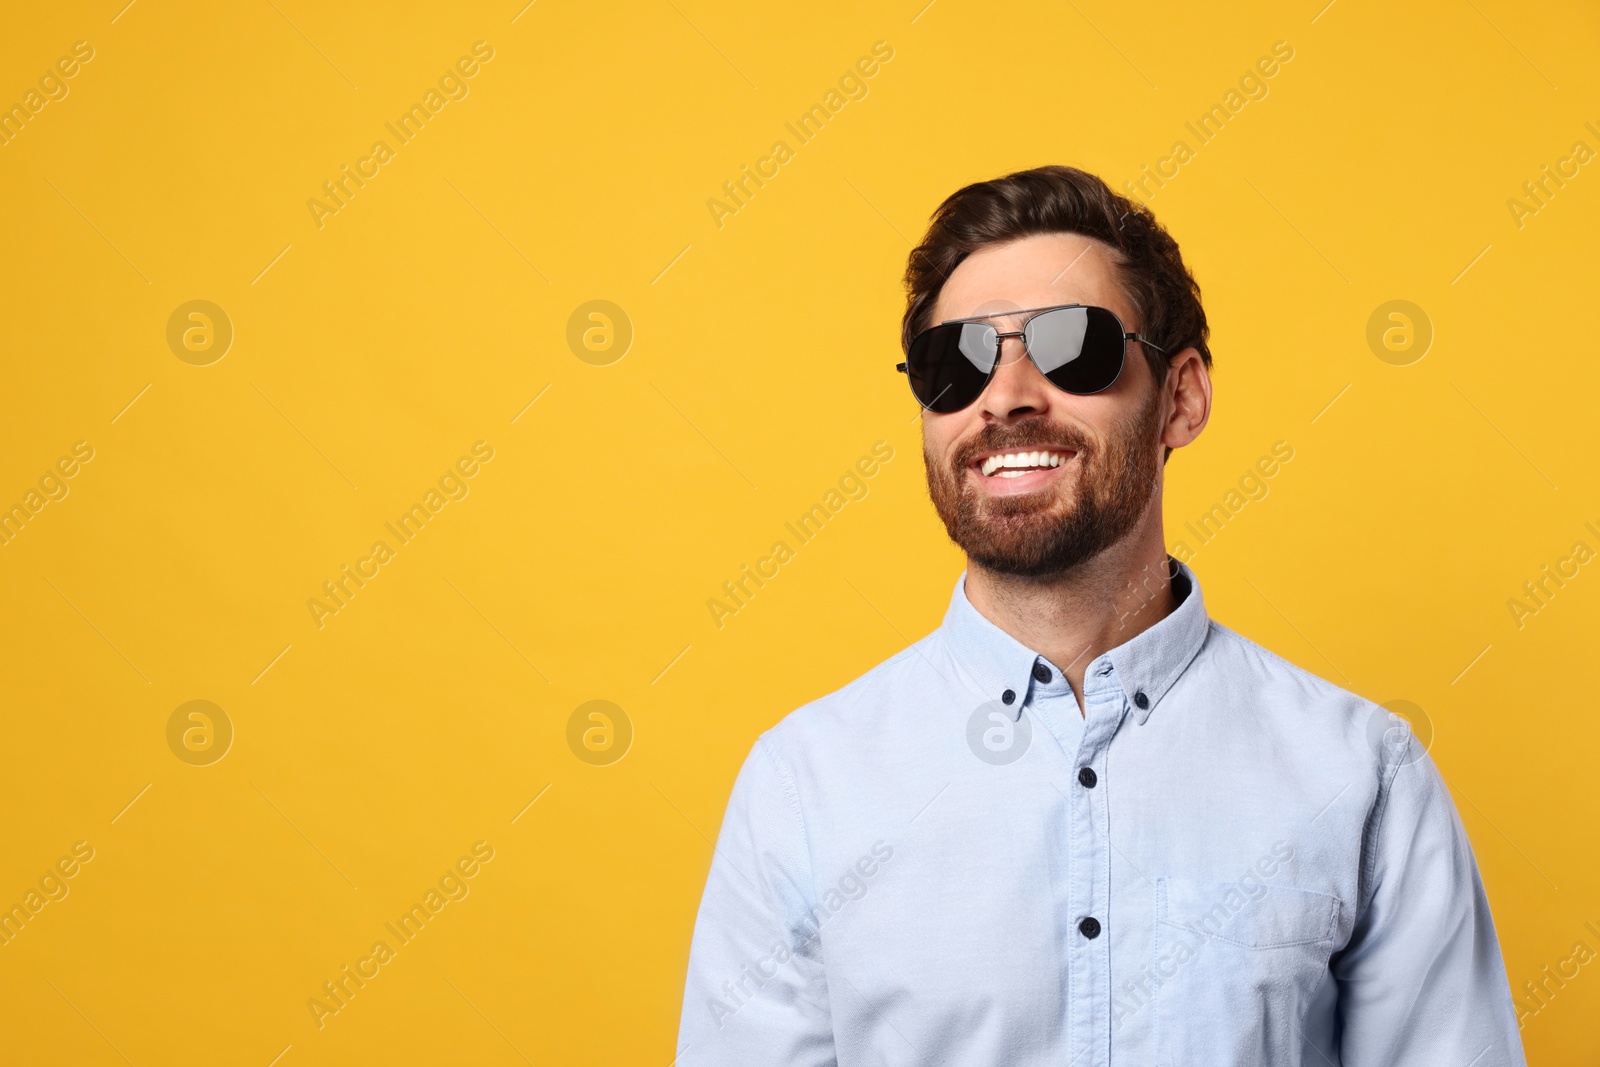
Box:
[676,732,837,1067]
[1331,732,1527,1066]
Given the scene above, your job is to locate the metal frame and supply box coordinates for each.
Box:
[894,303,1170,411]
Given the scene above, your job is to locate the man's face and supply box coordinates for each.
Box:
[921,232,1168,578]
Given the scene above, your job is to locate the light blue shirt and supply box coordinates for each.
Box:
[676,559,1526,1066]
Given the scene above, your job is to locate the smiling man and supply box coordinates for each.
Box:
[675,165,1525,1067]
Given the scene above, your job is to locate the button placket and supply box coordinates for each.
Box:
[1066,685,1128,1067]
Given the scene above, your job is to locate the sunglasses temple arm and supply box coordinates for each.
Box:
[1127,332,1170,355]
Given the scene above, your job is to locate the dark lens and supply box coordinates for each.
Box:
[905,321,997,413]
[1023,306,1125,394]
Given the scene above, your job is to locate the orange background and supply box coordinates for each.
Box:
[1,0,1597,1063]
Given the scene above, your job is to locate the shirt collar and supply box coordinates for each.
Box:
[938,556,1210,724]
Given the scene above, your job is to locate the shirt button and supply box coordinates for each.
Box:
[1079,916,1101,939]
[1133,690,1149,710]
[1078,766,1097,788]
[1032,662,1052,684]
[1001,689,1016,705]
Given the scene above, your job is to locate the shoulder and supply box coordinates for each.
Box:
[1204,618,1382,717]
[1201,618,1454,903]
[1198,618,1414,770]
[756,627,944,766]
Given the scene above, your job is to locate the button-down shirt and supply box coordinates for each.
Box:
[676,559,1526,1067]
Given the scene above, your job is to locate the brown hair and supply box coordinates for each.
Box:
[901,165,1211,387]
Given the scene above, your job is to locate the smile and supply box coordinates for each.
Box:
[977,450,1072,478]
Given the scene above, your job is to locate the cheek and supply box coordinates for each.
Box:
[923,415,971,468]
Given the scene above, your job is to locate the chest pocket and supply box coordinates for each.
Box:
[1153,877,1342,1067]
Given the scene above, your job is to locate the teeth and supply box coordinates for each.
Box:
[980,450,1068,477]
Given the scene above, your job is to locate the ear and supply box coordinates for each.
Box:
[1160,347,1211,453]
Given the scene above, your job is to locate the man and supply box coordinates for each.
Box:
[675,165,1525,1066]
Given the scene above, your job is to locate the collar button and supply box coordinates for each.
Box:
[1133,690,1149,710]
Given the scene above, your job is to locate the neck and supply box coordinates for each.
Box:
[964,521,1177,715]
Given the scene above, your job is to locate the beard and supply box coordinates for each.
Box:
[924,383,1164,579]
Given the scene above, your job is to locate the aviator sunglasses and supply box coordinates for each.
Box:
[897,303,1169,414]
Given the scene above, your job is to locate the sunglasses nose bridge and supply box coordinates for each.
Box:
[992,329,1029,367]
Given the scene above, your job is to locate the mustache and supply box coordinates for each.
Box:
[952,422,1091,470]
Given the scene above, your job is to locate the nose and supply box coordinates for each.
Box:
[976,330,1054,421]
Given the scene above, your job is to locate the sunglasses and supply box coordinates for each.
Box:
[896,303,1169,414]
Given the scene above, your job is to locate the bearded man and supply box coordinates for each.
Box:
[675,165,1525,1067]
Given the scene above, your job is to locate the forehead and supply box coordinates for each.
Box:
[932,232,1132,325]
